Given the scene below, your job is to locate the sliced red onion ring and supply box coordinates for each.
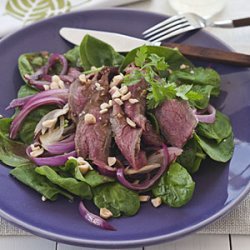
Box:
[45,138,75,155]
[48,53,68,75]
[93,159,117,177]
[116,144,169,191]
[195,104,216,124]
[24,75,50,90]
[27,146,76,166]
[79,201,116,231]
[7,89,69,111]
[6,95,33,110]
[10,97,66,139]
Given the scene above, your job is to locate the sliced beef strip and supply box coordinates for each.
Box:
[124,79,162,147]
[75,67,118,163]
[155,99,198,148]
[110,102,147,169]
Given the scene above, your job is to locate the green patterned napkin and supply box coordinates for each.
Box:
[0,0,144,37]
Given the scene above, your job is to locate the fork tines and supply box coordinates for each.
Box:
[143,14,192,43]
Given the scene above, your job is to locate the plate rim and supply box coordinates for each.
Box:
[0,7,250,248]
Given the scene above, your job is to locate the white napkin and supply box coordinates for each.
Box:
[0,0,145,37]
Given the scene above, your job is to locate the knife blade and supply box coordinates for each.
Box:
[60,27,250,67]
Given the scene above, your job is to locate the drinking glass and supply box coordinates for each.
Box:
[168,0,227,18]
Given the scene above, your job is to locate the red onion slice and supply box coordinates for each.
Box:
[6,95,33,110]
[79,201,116,231]
[27,146,76,166]
[93,159,117,177]
[45,138,75,155]
[195,104,216,124]
[48,53,68,75]
[116,144,169,191]
[10,97,66,139]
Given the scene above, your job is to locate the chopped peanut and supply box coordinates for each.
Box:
[84,113,96,125]
[151,197,162,208]
[139,195,151,202]
[100,207,113,219]
[121,91,132,101]
[126,117,136,128]
[107,157,117,167]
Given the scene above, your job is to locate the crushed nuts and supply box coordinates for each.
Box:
[110,74,124,88]
[78,164,91,174]
[139,195,150,202]
[100,207,113,219]
[50,81,59,89]
[112,90,121,99]
[128,98,139,104]
[84,113,96,125]
[100,108,108,114]
[43,85,50,91]
[121,91,131,101]
[180,64,188,70]
[41,196,47,202]
[151,197,162,208]
[100,102,110,110]
[119,85,128,95]
[79,74,87,83]
[114,98,123,106]
[52,75,61,83]
[107,157,117,167]
[126,117,136,128]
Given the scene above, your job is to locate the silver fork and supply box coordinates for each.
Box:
[143,13,250,43]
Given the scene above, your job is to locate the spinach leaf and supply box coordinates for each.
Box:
[64,46,82,67]
[84,171,115,188]
[93,182,140,217]
[190,85,214,109]
[17,84,39,98]
[62,158,114,187]
[196,111,232,143]
[120,45,192,71]
[10,164,73,201]
[152,162,195,207]
[0,118,30,167]
[80,35,124,70]
[169,67,221,96]
[18,52,49,83]
[194,133,234,163]
[35,166,92,199]
[177,138,206,174]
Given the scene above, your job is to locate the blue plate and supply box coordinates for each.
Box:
[0,8,250,248]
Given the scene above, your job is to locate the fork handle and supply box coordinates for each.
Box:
[213,17,250,28]
[164,43,250,67]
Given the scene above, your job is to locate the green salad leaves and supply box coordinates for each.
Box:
[0,35,234,224]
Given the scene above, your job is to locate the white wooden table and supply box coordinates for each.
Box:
[1,0,250,249]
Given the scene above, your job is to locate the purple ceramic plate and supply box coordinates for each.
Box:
[0,8,250,249]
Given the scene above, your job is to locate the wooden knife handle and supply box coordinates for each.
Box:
[163,42,250,67]
[233,17,250,27]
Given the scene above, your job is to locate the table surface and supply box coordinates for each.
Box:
[1,0,250,249]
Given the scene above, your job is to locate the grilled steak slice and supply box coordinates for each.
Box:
[110,103,147,169]
[124,79,162,147]
[155,99,197,148]
[68,78,95,122]
[75,67,117,163]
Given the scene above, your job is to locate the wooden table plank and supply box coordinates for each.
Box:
[0,236,56,250]
[145,234,230,250]
[231,235,250,250]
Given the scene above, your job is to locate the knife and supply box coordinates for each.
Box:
[60,27,250,67]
